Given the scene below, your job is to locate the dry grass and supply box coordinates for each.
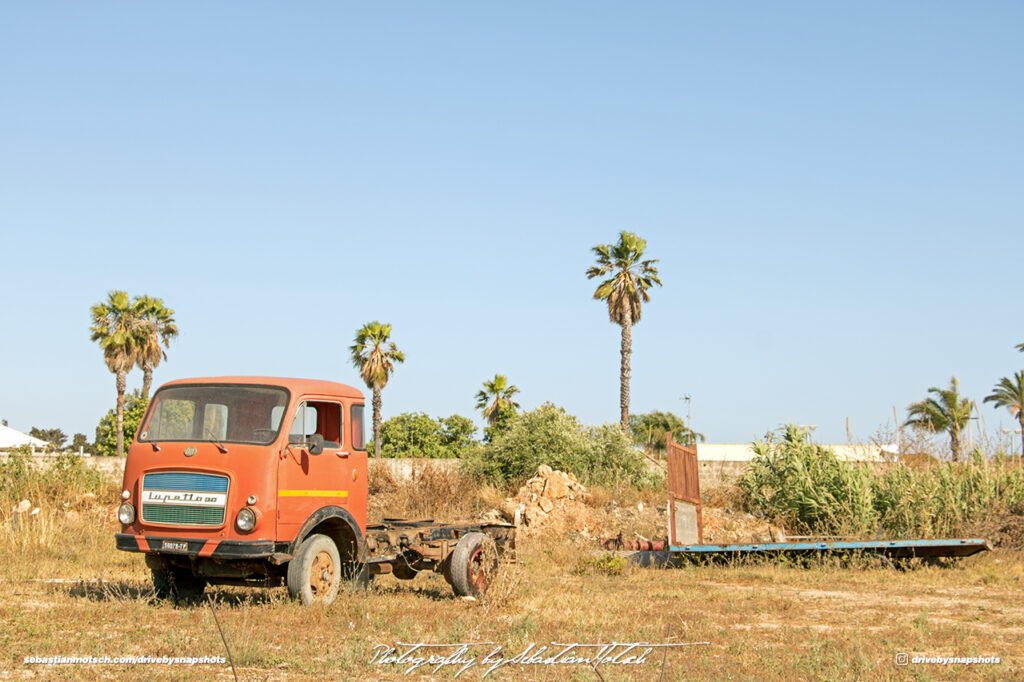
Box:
[587,480,667,508]
[702,482,746,510]
[1,462,1021,680]
[367,460,502,523]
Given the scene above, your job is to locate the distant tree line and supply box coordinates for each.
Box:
[84,230,679,463]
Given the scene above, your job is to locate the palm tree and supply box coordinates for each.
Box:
[586,231,663,428]
[475,374,520,426]
[984,371,1024,459]
[90,291,144,457]
[134,295,178,400]
[904,376,975,462]
[350,321,405,457]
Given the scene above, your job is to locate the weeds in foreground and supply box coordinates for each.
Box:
[1,448,111,506]
[0,449,118,558]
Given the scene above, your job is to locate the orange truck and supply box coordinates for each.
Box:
[115,376,514,604]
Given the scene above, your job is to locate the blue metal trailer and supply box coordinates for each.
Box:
[668,537,991,559]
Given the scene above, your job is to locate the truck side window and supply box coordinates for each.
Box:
[305,401,342,448]
[351,404,365,451]
[288,402,343,448]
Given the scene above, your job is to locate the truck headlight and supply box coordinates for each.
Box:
[117,503,136,525]
[235,507,257,532]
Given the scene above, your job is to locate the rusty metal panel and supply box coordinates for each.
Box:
[667,435,702,544]
[666,437,699,501]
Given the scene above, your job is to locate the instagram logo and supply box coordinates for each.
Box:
[895,653,909,666]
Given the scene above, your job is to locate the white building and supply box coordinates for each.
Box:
[695,442,892,463]
[0,424,49,451]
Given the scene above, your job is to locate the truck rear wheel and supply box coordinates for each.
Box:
[151,566,206,604]
[287,533,341,605]
[449,532,498,599]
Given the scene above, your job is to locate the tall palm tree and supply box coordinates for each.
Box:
[984,371,1024,459]
[350,321,405,457]
[586,231,662,428]
[904,376,975,462]
[475,374,520,425]
[90,291,144,457]
[134,295,178,400]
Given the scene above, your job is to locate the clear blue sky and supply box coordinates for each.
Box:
[2,3,1022,447]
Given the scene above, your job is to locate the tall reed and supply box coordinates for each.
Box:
[740,426,1024,538]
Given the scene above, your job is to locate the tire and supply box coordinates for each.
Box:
[449,532,498,598]
[439,555,454,585]
[287,534,341,605]
[151,566,206,604]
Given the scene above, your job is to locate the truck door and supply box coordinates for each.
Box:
[276,399,355,541]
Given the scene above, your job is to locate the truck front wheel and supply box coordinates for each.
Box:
[287,533,341,605]
[151,566,206,604]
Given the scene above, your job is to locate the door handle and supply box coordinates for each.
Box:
[336,451,350,458]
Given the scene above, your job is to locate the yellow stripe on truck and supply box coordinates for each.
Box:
[279,490,349,497]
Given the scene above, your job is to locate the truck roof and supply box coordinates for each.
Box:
[160,376,365,399]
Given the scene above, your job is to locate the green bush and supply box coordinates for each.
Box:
[379,412,477,458]
[739,424,877,536]
[574,554,628,576]
[464,403,660,489]
[629,410,704,450]
[740,425,1024,538]
[94,390,148,457]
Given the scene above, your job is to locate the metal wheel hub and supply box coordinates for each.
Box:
[469,548,490,592]
[310,551,335,597]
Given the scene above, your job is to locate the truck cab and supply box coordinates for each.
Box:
[116,376,513,604]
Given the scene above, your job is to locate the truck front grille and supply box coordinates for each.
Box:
[141,472,229,527]
[140,504,225,526]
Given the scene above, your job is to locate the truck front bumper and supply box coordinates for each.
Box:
[115,533,275,559]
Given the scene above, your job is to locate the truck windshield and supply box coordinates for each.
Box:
[138,384,290,445]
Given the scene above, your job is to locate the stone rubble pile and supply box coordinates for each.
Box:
[494,465,593,535]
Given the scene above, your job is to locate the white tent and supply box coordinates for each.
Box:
[0,424,48,450]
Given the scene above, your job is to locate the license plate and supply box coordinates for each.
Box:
[162,541,188,551]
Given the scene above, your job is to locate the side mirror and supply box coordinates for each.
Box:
[307,434,324,455]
